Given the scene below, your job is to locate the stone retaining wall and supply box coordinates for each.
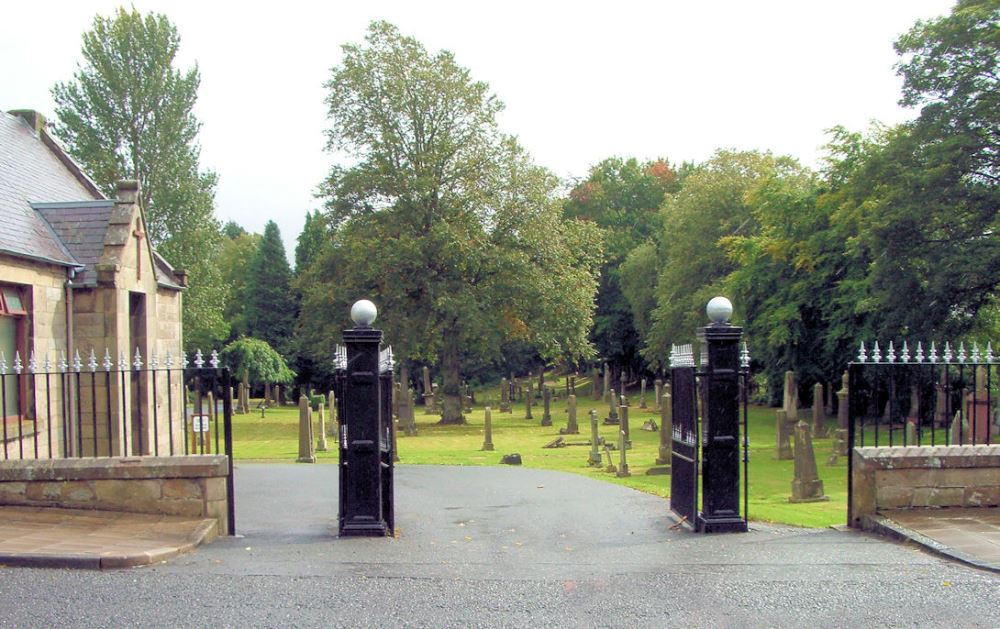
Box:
[852,445,1000,527]
[0,456,230,535]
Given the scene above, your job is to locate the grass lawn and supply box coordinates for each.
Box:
[231,374,850,529]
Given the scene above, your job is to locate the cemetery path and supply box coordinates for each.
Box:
[2,463,999,628]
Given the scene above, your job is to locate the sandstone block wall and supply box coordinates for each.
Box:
[0,455,230,535]
[851,445,1000,527]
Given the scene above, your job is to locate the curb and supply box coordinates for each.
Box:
[863,514,1000,575]
[0,517,218,570]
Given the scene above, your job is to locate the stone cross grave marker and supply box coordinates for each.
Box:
[789,421,827,502]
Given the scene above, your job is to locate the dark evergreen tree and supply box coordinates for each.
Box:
[244,221,294,356]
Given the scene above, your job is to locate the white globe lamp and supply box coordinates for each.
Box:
[350,299,378,328]
[706,296,733,325]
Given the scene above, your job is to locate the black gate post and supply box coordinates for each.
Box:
[669,345,699,525]
[338,300,391,537]
[696,297,748,533]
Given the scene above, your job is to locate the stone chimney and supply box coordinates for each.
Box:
[115,180,141,205]
[8,109,46,134]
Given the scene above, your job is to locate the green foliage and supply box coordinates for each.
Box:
[218,225,261,340]
[244,222,294,356]
[51,7,226,350]
[220,337,294,385]
[644,150,792,368]
[563,157,679,373]
[309,21,602,423]
[294,210,328,277]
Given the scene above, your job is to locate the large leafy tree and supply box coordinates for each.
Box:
[51,7,226,350]
[217,222,261,341]
[644,150,795,367]
[563,157,679,377]
[243,221,295,356]
[309,21,601,423]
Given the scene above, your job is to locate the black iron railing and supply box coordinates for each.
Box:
[0,348,235,533]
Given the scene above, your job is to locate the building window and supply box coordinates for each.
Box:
[0,284,27,419]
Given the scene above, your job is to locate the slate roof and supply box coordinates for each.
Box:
[0,111,183,290]
[0,111,97,268]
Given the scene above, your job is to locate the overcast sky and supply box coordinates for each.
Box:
[1,0,955,262]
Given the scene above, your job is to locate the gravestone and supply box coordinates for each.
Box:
[783,370,799,422]
[616,430,630,478]
[525,383,533,420]
[592,367,601,400]
[639,379,647,409]
[500,453,522,465]
[620,373,627,400]
[935,371,950,426]
[789,421,827,502]
[654,378,663,412]
[328,391,337,431]
[500,377,511,412]
[603,364,610,402]
[482,406,495,451]
[297,395,316,463]
[588,410,602,466]
[603,388,619,425]
[422,366,432,400]
[464,383,473,413]
[654,390,672,468]
[316,402,328,452]
[905,419,918,446]
[620,396,631,448]
[562,394,580,435]
[541,386,553,426]
[812,382,826,438]
[834,371,849,455]
[404,387,417,436]
[775,409,793,460]
[950,411,969,445]
[538,370,545,397]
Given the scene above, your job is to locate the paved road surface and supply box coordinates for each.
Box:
[1,463,998,627]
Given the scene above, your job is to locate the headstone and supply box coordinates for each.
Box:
[833,371,849,455]
[538,369,545,396]
[603,388,619,424]
[783,371,798,422]
[950,410,969,445]
[620,372,627,400]
[527,379,534,405]
[825,381,835,416]
[541,386,553,426]
[500,453,522,465]
[620,396,631,448]
[464,383,473,413]
[264,382,272,408]
[588,410,602,466]
[965,366,992,444]
[404,387,417,436]
[603,364,610,403]
[562,394,579,435]
[775,409,793,460]
[592,367,601,401]
[525,382,533,420]
[935,371,950,427]
[905,419,918,446]
[653,378,663,413]
[422,366,432,401]
[656,391,672,465]
[812,382,826,438]
[229,386,237,415]
[297,395,315,463]
[482,406,495,451]
[639,379,647,409]
[316,402,328,452]
[616,430,631,478]
[432,383,442,416]
[500,377,511,412]
[789,421,828,502]
[328,391,337,431]
[274,384,282,406]
[392,382,401,419]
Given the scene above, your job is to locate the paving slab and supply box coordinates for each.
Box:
[0,506,217,569]
[872,507,1000,573]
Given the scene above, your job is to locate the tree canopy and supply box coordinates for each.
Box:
[305,21,601,423]
[220,337,294,385]
[51,7,226,350]
[243,221,294,356]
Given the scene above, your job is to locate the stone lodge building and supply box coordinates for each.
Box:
[0,109,186,458]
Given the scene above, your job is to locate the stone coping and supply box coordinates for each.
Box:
[0,455,229,482]
[854,445,1000,468]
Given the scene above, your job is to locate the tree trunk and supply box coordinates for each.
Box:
[439,329,465,424]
